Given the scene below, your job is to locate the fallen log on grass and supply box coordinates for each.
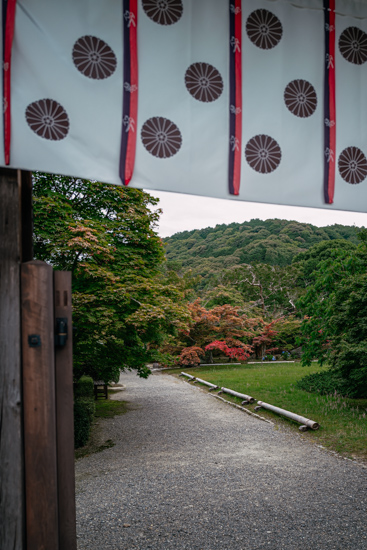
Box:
[255,401,319,431]
[180,372,196,381]
[193,378,218,391]
[218,387,255,404]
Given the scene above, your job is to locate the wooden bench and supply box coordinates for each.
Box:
[93,381,108,400]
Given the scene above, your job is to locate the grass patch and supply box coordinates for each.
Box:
[170,363,367,462]
[95,398,129,418]
[75,438,115,459]
[95,439,115,452]
[75,398,129,459]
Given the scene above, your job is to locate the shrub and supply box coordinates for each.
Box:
[179,346,205,367]
[74,375,96,448]
[290,347,302,359]
[74,375,94,399]
[205,340,252,362]
[296,369,353,397]
[74,398,96,448]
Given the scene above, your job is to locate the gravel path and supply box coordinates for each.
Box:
[75,371,367,550]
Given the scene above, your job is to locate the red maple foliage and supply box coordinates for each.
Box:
[185,299,256,346]
[179,346,205,367]
[205,339,252,361]
[252,319,281,358]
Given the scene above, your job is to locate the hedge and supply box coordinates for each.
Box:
[74,376,95,448]
[296,369,352,397]
[74,375,94,399]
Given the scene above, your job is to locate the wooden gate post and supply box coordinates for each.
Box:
[0,168,25,550]
[21,261,59,550]
[1,170,77,549]
[54,271,77,550]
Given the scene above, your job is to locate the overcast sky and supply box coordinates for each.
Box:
[150,190,367,238]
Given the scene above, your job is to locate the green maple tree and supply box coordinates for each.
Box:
[297,232,367,397]
[33,173,190,381]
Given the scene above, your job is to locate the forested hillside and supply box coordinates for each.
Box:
[163,219,361,313]
[161,219,367,395]
[164,219,359,270]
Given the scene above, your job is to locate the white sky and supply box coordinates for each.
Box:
[150,190,367,238]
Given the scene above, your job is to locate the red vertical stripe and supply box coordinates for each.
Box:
[3,0,16,165]
[327,1,336,203]
[125,0,138,185]
[233,0,242,196]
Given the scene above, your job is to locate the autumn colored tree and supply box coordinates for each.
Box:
[33,173,190,381]
[178,299,257,362]
[252,319,280,359]
[185,300,254,343]
[179,346,205,367]
[205,340,252,361]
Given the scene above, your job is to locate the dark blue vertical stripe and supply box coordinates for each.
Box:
[323,0,330,204]
[228,2,236,195]
[119,0,131,184]
[2,0,8,152]
[2,1,7,51]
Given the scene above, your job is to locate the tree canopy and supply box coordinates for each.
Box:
[164,219,359,279]
[33,173,190,381]
[163,219,360,313]
[297,232,367,397]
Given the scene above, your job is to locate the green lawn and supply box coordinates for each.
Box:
[169,363,367,461]
[95,397,129,418]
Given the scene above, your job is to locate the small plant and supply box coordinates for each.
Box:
[179,346,205,367]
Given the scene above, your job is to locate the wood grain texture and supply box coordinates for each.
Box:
[54,271,77,550]
[21,261,59,550]
[0,168,25,550]
[20,171,33,262]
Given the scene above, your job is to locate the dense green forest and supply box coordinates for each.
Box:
[163,219,360,302]
[164,218,358,273]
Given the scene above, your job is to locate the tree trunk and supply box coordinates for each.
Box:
[259,283,266,314]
